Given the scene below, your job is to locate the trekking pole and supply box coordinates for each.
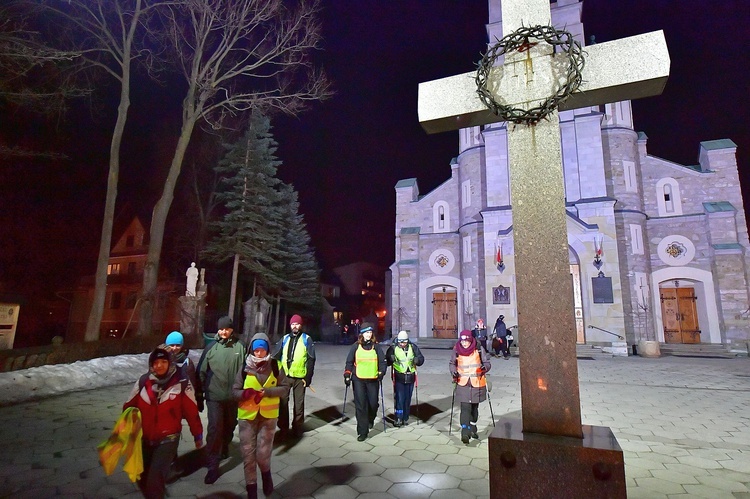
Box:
[448,381,457,435]
[342,383,349,419]
[379,380,387,432]
[414,373,419,425]
[485,385,496,427]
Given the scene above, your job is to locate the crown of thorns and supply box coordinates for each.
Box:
[475,25,585,126]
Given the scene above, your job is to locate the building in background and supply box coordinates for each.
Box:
[390,0,750,354]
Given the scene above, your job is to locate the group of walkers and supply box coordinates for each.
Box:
[114,313,511,498]
[472,314,514,359]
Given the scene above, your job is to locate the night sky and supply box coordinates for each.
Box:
[2,0,749,296]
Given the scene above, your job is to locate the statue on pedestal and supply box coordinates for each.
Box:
[186,262,199,297]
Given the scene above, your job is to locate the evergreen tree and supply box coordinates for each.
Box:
[203,112,285,295]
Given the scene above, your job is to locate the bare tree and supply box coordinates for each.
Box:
[38,0,166,341]
[137,0,331,335]
[0,2,88,158]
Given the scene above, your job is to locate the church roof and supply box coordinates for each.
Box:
[395,178,418,188]
[703,201,736,213]
[700,139,737,151]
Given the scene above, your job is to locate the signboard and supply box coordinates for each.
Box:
[592,277,614,304]
[0,303,20,350]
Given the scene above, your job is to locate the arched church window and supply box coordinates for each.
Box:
[433,201,450,232]
[655,178,683,216]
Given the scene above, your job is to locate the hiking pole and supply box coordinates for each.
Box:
[342,383,349,419]
[380,380,387,432]
[414,373,419,425]
[448,381,457,435]
[485,384,496,427]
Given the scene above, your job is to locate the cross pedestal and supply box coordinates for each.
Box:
[418,1,669,496]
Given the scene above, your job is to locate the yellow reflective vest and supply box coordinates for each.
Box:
[237,371,280,420]
[355,345,378,379]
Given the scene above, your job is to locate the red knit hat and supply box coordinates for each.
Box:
[290,314,303,325]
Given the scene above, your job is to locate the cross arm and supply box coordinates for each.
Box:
[417,30,669,134]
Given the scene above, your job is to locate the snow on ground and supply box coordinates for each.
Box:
[0,351,204,406]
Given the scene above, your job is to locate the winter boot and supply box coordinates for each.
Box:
[261,470,274,496]
[246,482,258,499]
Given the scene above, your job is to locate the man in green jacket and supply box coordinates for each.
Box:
[198,316,246,484]
[273,314,316,439]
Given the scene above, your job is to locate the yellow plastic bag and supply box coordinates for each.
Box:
[97,407,144,482]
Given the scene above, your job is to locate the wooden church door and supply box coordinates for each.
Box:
[432,291,457,338]
[661,287,700,344]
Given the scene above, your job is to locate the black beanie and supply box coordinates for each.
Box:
[149,347,172,366]
[217,316,233,330]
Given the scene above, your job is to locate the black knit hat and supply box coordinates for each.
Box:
[217,316,233,330]
[149,347,172,366]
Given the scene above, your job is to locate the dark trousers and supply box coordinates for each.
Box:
[393,381,414,422]
[140,436,179,499]
[205,400,238,470]
[459,402,479,437]
[278,377,306,433]
[493,337,510,357]
[352,377,379,437]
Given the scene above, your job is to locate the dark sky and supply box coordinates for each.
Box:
[3,0,749,294]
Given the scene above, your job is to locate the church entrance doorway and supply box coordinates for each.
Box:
[432,290,457,338]
[660,284,700,344]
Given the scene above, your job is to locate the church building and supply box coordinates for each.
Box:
[390,0,750,354]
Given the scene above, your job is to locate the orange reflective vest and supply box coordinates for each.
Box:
[457,350,486,388]
[237,371,280,420]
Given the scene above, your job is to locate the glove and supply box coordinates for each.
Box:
[242,388,263,404]
[194,434,204,449]
[480,366,487,376]
[197,396,205,413]
[344,372,351,386]
[377,372,385,382]
[304,376,312,388]
[452,372,460,383]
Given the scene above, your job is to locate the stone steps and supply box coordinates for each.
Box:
[658,343,738,359]
[415,337,613,359]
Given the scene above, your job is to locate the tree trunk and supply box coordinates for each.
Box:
[83,48,134,342]
[229,253,240,317]
[137,117,198,336]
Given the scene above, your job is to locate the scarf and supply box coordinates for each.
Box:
[454,336,477,356]
[245,353,271,374]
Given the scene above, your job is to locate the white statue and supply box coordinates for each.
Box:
[186,262,199,297]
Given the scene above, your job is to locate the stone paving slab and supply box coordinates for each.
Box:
[0,345,749,498]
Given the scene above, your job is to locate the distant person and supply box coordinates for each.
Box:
[449,330,491,444]
[473,318,488,354]
[123,347,203,498]
[198,316,245,484]
[233,333,290,499]
[492,315,510,359]
[385,331,424,427]
[273,314,315,439]
[344,323,386,441]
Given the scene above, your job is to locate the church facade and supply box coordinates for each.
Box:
[390,0,750,353]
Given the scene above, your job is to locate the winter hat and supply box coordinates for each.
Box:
[251,338,270,352]
[397,331,409,342]
[498,315,505,321]
[477,318,484,326]
[360,322,374,334]
[459,330,473,342]
[149,347,172,366]
[289,314,303,325]
[165,331,184,346]
[217,316,233,330]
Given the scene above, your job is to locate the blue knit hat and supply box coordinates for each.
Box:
[165,331,184,346]
[251,338,269,352]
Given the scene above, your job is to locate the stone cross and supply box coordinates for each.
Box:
[418,0,669,439]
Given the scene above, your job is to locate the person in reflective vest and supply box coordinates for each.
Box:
[272,314,316,439]
[233,333,290,499]
[386,330,424,427]
[343,322,386,441]
[449,330,491,444]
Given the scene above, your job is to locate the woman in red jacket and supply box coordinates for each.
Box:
[123,348,203,498]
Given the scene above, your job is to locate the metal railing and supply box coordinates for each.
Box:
[587,325,624,340]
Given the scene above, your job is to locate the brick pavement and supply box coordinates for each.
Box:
[1,344,749,498]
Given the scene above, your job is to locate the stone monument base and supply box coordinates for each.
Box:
[489,418,626,499]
